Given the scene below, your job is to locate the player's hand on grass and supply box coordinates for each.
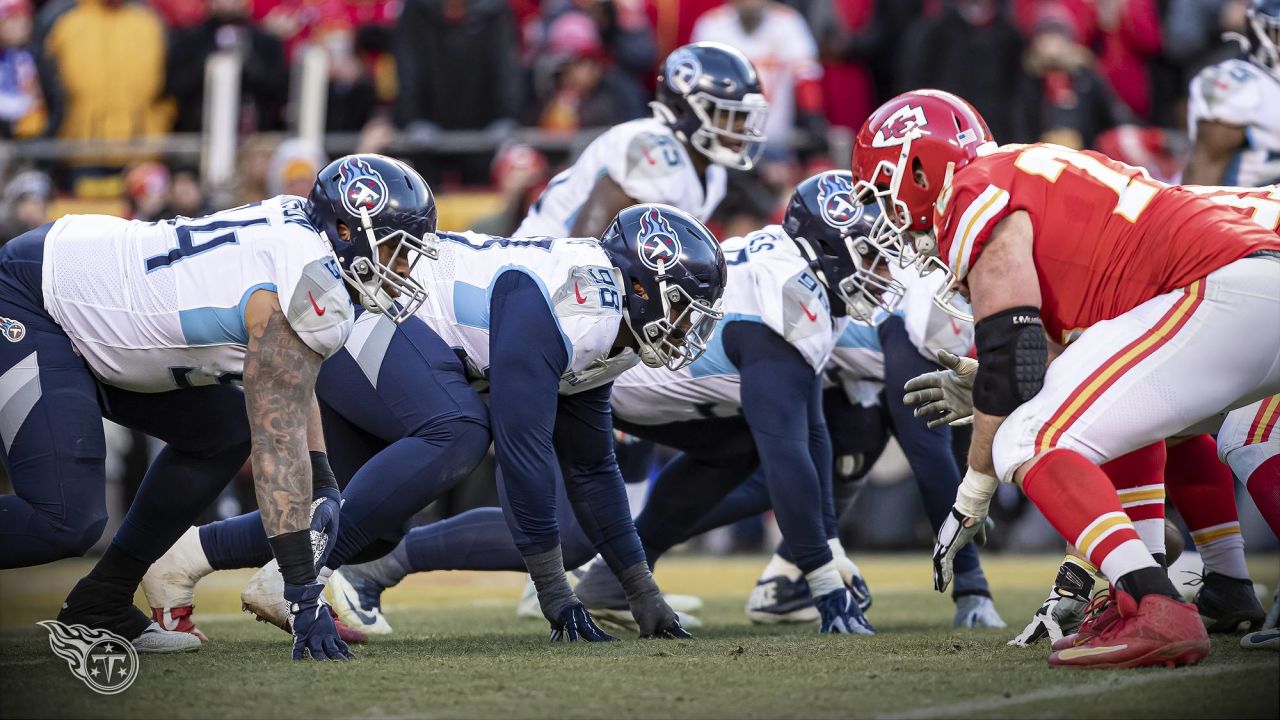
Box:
[285,582,353,661]
[1009,557,1095,646]
[631,595,693,639]
[549,603,617,642]
[903,350,978,428]
[932,507,987,593]
[814,587,876,635]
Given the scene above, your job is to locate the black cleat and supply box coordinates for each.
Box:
[1193,572,1265,634]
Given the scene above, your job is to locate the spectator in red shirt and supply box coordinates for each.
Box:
[806,0,884,131]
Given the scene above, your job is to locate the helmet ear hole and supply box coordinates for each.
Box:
[631,278,650,301]
[912,157,929,191]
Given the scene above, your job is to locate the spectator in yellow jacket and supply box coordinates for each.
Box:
[42,0,170,151]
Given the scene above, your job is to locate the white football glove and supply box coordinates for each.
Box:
[903,350,979,429]
[1008,557,1096,647]
[932,507,987,593]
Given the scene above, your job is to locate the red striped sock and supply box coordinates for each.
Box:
[1166,434,1247,579]
[1023,449,1157,583]
[1246,455,1280,540]
[1101,442,1167,560]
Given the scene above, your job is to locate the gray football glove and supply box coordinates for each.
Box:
[903,350,978,429]
[1008,558,1096,647]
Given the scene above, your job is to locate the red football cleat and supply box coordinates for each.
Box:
[1048,590,1210,669]
[152,606,208,642]
[1053,589,1119,651]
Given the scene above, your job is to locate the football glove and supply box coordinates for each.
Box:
[814,587,876,635]
[309,486,341,574]
[285,581,353,661]
[932,507,988,593]
[549,603,617,642]
[1009,557,1096,647]
[903,350,978,428]
[631,594,693,639]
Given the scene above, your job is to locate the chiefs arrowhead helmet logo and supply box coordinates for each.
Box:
[871,104,928,148]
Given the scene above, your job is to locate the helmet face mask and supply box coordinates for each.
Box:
[686,91,769,171]
[626,268,724,371]
[341,207,438,323]
[1248,0,1280,75]
[308,154,439,324]
[601,204,728,372]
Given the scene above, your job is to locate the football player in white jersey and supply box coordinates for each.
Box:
[1184,0,1280,186]
[516,41,767,240]
[142,204,726,642]
[0,153,435,658]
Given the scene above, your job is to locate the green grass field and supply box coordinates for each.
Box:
[1,554,1277,719]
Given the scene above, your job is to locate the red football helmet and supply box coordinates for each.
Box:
[852,90,994,235]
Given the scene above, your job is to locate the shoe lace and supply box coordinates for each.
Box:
[1077,589,1114,634]
[1182,570,1206,588]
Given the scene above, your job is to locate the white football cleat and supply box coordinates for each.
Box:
[587,606,703,632]
[328,567,393,635]
[663,594,704,614]
[516,576,543,619]
[954,594,1007,628]
[745,575,820,624]
[141,526,214,640]
[131,621,202,653]
[241,559,292,633]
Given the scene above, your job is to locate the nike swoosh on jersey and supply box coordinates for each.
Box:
[574,282,587,304]
[308,291,327,316]
[799,302,817,322]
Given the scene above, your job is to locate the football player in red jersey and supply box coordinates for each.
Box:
[850,89,1280,669]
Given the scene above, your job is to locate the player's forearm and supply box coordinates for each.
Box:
[967,411,1004,478]
[1181,151,1229,186]
[306,393,326,453]
[244,305,322,538]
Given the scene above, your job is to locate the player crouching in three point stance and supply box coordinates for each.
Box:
[0,153,436,660]
[851,90,1280,669]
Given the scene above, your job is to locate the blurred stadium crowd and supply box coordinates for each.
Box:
[0,0,1274,555]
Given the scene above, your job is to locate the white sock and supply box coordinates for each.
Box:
[759,553,803,582]
[1192,522,1250,580]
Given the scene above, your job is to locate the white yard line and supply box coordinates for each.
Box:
[875,661,1278,720]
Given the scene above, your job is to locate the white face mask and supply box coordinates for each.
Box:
[336,207,439,324]
[623,266,724,371]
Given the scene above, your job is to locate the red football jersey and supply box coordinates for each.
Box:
[1183,185,1280,233]
[933,144,1280,344]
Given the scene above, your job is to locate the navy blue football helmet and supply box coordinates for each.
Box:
[600,204,726,370]
[653,42,769,171]
[784,171,904,324]
[307,154,438,323]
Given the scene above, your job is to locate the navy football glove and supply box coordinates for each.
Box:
[285,581,353,661]
[815,587,876,635]
[309,486,340,573]
[549,603,617,642]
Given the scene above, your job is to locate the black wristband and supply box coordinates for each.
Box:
[310,451,339,494]
[268,529,317,585]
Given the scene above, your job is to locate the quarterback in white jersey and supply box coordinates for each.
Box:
[1184,1,1280,186]
[0,153,436,660]
[516,41,766,239]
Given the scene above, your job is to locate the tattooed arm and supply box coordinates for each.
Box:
[243,290,323,539]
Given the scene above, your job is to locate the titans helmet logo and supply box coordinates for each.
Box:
[666,48,702,94]
[637,207,682,271]
[338,157,389,217]
[816,173,862,230]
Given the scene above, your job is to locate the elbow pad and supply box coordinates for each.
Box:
[973,306,1047,416]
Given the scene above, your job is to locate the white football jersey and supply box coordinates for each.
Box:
[1188,58,1280,187]
[612,225,842,425]
[515,119,727,238]
[408,231,637,395]
[40,197,353,393]
[826,264,975,407]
